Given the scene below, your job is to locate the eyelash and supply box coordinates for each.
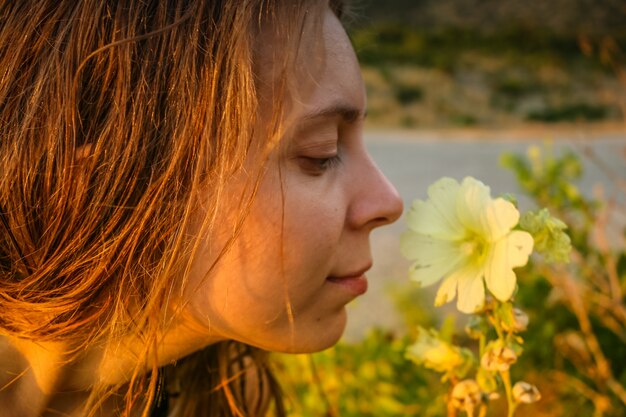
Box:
[301,154,342,174]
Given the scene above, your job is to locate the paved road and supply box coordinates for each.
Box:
[343,129,626,341]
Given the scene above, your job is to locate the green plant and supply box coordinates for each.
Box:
[501,145,626,416]
[274,329,446,417]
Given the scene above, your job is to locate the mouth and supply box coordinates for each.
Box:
[326,264,372,296]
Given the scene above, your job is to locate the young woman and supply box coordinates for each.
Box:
[0,1,403,416]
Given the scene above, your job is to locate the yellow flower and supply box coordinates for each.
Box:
[405,327,470,375]
[401,177,534,313]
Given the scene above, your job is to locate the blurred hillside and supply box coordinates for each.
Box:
[355,0,626,37]
[348,0,626,129]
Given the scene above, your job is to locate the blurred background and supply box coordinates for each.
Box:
[350,0,626,129]
[276,2,626,417]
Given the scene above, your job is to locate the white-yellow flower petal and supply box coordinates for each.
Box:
[456,177,491,236]
[484,231,533,301]
[505,230,534,268]
[400,233,463,269]
[406,199,462,240]
[454,266,485,313]
[488,267,516,302]
[426,177,465,236]
[434,275,458,306]
[409,258,458,288]
[480,198,520,241]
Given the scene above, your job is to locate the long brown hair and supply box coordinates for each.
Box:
[0,1,344,416]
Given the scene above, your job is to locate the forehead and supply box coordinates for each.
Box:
[254,7,365,128]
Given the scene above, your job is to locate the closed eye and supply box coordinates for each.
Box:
[299,154,342,175]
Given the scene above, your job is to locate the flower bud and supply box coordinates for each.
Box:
[465,316,489,339]
[481,345,517,372]
[512,381,541,404]
[501,308,529,333]
[451,379,482,414]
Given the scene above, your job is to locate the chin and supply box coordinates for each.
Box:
[277,308,348,354]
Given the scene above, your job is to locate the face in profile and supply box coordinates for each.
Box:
[181,7,403,354]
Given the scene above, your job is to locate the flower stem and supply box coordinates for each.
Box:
[446,389,457,417]
[479,333,486,358]
[489,312,505,342]
[500,369,517,417]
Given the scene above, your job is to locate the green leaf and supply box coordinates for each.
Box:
[519,208,572,263]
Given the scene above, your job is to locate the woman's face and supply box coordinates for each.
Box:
[181,8,403,354]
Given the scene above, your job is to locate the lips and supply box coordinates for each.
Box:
[326,264,372,296]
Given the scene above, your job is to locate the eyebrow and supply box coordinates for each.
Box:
[301,103,366,124]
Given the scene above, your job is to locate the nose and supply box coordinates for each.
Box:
[347,153,404,230]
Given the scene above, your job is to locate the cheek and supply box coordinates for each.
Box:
[280,184,347,270]
[185,237,288,339]
[234,184,343,299]
[181,166,351,349]
[281,173,347,239]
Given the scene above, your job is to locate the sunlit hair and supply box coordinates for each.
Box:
[0,0,344,416]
